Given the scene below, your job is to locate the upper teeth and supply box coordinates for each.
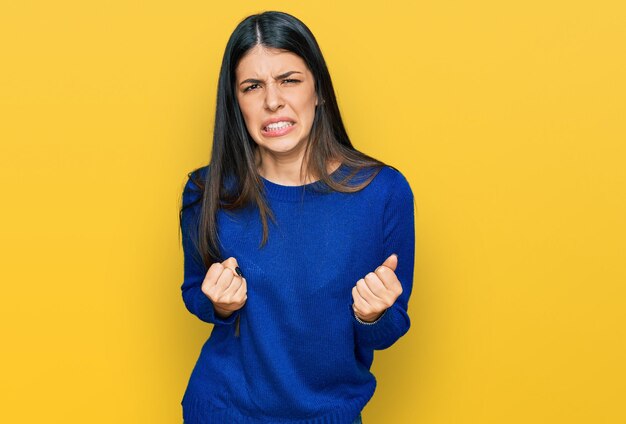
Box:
[265,121,293,130]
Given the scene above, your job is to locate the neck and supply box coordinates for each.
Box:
[254,148,313,186]
[254,148,342,186]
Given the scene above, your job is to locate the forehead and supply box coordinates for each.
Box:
[235,46,310,79]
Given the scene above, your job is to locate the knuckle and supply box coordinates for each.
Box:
[210,262,224,274]
[223,256,237,267]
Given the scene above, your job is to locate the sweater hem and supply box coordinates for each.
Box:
[181,385,374,424]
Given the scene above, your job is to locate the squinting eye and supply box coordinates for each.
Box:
[243,83,260,92]
[283,79,301,84]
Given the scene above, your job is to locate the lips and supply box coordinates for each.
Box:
[260,121,296,137]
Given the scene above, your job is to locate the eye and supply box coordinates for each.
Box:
[283,79,301,85]
[243,83,260,93]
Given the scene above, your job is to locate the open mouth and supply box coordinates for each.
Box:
[263,121,295,132]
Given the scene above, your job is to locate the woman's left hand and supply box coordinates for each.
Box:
[352,254,403,323]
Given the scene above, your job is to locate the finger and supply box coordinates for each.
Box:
[215,266,236,293]
[352,286,369,314]
[356,279,387,313]
[362,272,389,300]
[354,279,373,307]
[222,257,245,280]
[360,276,390,311]
[202,262,224,289]
[221,256,239,270]
[233,278,247,302]
[356,273,382,306]
[222,274,243,297]
[373,266,401,293]
[380,253,398,272]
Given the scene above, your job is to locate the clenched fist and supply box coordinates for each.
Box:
[352,253,402,323]
[201,257,248,319]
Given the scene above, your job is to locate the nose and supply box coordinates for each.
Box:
[264,81,284,111]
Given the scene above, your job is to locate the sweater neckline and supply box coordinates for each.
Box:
[260,163,348,202]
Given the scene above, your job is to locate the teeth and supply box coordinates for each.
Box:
[265,121,294,131]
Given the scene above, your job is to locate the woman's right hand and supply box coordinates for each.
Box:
[201,257,247,319]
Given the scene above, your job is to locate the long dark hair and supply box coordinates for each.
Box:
[180,11,387,268]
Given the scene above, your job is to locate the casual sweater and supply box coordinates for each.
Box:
[179,163,415,424]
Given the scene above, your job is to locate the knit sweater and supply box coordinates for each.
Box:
[179,163,415,424]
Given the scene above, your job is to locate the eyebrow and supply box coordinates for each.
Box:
[239,71,303,86]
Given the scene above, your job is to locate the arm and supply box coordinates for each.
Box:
[353,170,416,350]
[179,172,240,325]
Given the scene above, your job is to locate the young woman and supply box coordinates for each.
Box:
[179,11,415,424]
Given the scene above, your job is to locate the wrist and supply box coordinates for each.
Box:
[354,309,386,324]
[214,306,234,319]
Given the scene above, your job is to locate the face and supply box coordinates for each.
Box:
[235,45,319,162]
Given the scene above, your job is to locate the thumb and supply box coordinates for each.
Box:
[381,253,398,271]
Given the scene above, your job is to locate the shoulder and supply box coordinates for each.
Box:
[182,165,210,208]
[368,165,414,202]
[374,165,411,185]
[187,165,210,186]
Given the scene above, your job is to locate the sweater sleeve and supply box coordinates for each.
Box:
[180,171,240,326]
[353,169,416,350]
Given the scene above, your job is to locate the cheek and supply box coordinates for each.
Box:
[238,101,259,130]
[243,112,257,129]
[294,93,317,119]
[303,101,317,123]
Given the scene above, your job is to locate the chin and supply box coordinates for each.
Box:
[258,136,306,154]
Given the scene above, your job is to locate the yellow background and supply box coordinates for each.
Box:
[1,1,625,422]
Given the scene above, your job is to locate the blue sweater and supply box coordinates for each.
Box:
[180,163,415,424]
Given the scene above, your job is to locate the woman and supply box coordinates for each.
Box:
[179,11,415,424]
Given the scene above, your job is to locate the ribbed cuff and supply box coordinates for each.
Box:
[352,304,407,350]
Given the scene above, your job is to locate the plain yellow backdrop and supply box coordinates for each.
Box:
[1,1,625,423]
